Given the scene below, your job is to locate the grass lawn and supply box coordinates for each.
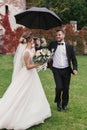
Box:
[0,55,87,130]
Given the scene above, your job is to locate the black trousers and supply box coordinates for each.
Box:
[52,67,71,107]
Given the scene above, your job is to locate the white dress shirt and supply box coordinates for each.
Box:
[53,42,69,68]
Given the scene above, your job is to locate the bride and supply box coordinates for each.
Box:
[0,33,51,130]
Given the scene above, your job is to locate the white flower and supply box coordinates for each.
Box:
[35,50,41,57]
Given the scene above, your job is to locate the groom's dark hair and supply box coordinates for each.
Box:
[56,29,65,34]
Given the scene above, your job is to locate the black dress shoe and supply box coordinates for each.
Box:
[57,106,62,111]
[62,106,67,110]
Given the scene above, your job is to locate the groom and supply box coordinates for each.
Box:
[48,29,78,111]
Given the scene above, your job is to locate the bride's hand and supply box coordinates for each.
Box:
[38,62,46,66]
[36,62,47,66]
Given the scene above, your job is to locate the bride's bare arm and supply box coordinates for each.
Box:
[24,52,43,69]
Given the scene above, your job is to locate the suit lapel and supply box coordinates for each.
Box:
[66,43,70,58]
[54,41,58,52]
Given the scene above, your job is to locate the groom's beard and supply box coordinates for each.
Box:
[57,38,64,42]
[57,40,63,42]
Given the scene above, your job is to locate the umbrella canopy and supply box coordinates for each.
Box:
[15,7,62,30]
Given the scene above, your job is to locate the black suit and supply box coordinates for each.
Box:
[48,41,78,108]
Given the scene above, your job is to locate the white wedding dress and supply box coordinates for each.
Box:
[0,48,51,130]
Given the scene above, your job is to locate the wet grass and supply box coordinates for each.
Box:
[0,55,87,130]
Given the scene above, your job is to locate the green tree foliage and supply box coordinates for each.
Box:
[62,0,87,29]
[35,0,87,29]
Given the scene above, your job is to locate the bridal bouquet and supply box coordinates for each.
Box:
[33,48,54,63]
[33,48,54,72]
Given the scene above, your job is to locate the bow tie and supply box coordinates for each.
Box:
[58,42,64,45]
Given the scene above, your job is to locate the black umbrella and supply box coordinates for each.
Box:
[15,7,62,30]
